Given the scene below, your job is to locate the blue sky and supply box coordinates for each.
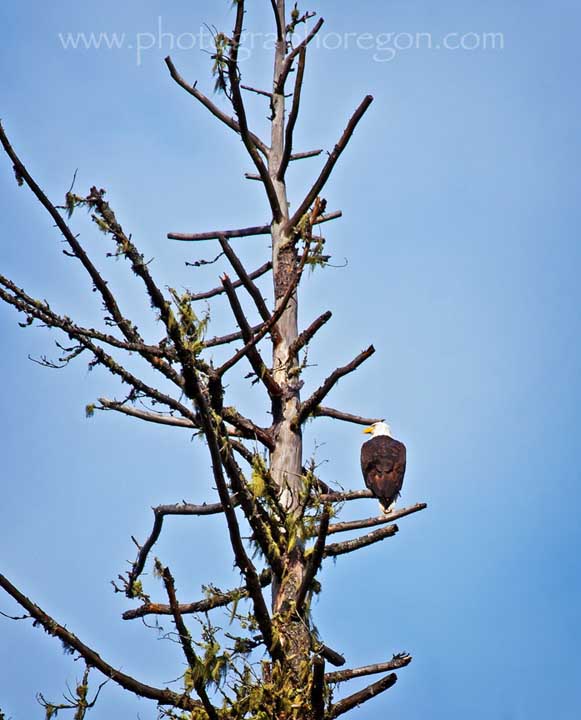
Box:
[1,1,581,718]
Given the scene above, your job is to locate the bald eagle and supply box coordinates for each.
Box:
[361,422,406,514]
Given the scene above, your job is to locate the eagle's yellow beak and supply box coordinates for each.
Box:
[363,426,373,434]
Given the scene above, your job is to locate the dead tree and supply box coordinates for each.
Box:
[0,2,427,718]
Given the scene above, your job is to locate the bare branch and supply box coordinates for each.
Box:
[217,231,313,378]
[269,0,284,42]
[168,211,341,243]
[219,274,282,398]
[327,673,398,719]
[296,345,375,427]
[240,83,273,98]
[222,407,274,450]
[290,149,323,161]
[204,323,262,348]
[0,123,167,374]
[289,311,332,356]
[275,18,325,94]
[188,262,272,302]
[218,236,273,325]
[287,96,374,231]
[324,524,398,558]
[0,275,172,363]
[165,56,268,156]
[316,644,345,667]
[296,505,330,613]
[226,1,283,223]
[0,574,204,712]
[278,46,306,180]
[311,655,325,720]
[320,489,374,503]
[83,337,197,420]
[97,399,195,429]
[161,566,219,720]
[311,406,382,426]
[123,570,272,621]
[326,654,412,684]
[326,504,427,536]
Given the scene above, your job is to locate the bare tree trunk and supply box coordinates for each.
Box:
[266,1,313,692]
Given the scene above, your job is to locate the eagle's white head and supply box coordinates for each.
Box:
[363,421,392,437]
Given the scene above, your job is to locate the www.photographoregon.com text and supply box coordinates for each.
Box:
[57,18,505,66]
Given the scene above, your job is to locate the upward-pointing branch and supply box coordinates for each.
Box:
[327,673,398,718]
[218,236,273,326]
[278,46,307,180]
[287,95,374,231]
[275,18,325,94]
[161,566,219,720]
[227,0,283,223]
[295,345,375,427]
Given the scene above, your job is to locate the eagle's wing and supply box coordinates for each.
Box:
[361,437,406,505]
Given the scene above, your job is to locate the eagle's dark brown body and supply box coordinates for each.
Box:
[361,435,406,512]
